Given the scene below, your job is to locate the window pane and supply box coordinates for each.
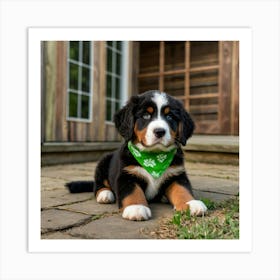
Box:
[69,92,78,117]
[116,41,122,51]
[116,53,122,75]
[107,48,113,73]
[115,101,120,114]
[82,41,90,64]
[106,100,112,121]
[115,77,120,100]
[106,74,112,98]
[81,95,90,119]
[81,67,90,92]
[69,63,79,89]
[69,41,79,61]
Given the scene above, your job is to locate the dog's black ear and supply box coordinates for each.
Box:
[177,102,195,146]
[114,95,139,141]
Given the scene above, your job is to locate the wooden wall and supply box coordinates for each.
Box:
[42,41,135,143]
[42,40,239,144]
[137,41,239,135]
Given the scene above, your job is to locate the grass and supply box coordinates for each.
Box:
[152,196,239,239]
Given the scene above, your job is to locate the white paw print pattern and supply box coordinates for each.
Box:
[131,146,141,157]
[143,158,156,167]
[156,154,167,163]
[151,171,160,178]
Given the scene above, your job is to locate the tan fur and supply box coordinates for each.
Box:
[165,182,194,211]
[121,184,148,210]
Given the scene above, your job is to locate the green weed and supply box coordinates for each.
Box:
[171,196,239,239]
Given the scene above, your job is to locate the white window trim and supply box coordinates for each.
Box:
[66,41,94,123]
[105,41,129,124]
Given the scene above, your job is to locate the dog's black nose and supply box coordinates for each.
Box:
[154,128,166,138]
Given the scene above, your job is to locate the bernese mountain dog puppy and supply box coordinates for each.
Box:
[66,90,207,221]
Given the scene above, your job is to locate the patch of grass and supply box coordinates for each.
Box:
[153,196,239,239]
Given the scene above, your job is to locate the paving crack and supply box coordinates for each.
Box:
[41,197,94,211]
[41,209,120,235]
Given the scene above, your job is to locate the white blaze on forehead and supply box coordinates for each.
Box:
[144,92,171,147]
[152,92,168,116]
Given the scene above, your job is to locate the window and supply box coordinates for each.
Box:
[67,41,93,121]
[105,41,128,122]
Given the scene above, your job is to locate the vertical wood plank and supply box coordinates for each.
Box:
[184,41,190,110]
[231,41,239,135]
[99,41,107,141]
[159,41,165,92]
[44,41,57,141]
[130,41,139,95]
[41,42,46,143]
[55,41,68,141]
[91,41,101,141]
[218,41,233,135]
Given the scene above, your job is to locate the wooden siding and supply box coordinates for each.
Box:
[42,41,134,143]
[42,40,239,145]
[137,41,239,135]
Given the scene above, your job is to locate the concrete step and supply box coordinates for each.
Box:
[41,135,239,166]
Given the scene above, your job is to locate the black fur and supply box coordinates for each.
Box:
[66,90,195,211]
[66,181,94,193]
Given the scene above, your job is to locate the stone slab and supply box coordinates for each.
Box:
[67,203,174,239]
[41,189,94,208]
[41,208,91,233]
[193,190,235,202]
[41,231,80,239]
[190,176,239,195]
[41,162,97,180]
[57,198,118,215]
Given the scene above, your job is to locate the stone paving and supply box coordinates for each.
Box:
[41,161,239,239]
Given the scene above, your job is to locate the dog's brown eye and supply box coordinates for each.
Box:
[142,113,151,120]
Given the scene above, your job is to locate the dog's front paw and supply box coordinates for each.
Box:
[122,204,152,221]
[96,190,115,204]
[186,200,207,216]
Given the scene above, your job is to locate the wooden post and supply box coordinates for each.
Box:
[44,41,57,142]
[98,41,107,141]
[184,41,190,110]
[131,41,139,95]
[55,41,68,141]
[231,41,239,135]
[159,41,165,92]
[218,41,233,135]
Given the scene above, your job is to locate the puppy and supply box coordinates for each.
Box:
[66,90,207,221]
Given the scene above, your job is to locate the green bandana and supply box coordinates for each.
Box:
[127,141,177,179]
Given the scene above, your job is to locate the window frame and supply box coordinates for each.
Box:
[66,41,94,123]
[105,41,129,123]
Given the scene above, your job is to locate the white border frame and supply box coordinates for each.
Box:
[1,0,279,279]
[28,27,252,253]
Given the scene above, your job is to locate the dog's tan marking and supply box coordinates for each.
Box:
[121,184,148,210]
[103,179,110,188]
[165,182,194,211]
[95,180,111,196]
[146,106,154,114]
[134,123,148,146]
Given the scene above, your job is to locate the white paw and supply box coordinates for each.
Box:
[96,190,115,204]
[122,204,152,221]
[186,200,207,216]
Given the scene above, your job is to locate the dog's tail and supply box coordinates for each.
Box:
[65,181,94,193]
